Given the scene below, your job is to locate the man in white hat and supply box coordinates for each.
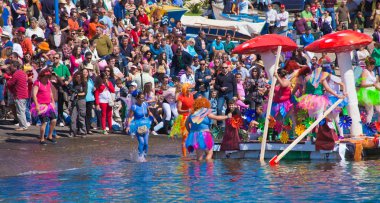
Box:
[1,32,13,49]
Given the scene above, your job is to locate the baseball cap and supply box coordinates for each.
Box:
[17,27,26,33]
[280,4,285,9]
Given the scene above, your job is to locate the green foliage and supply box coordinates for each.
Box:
[187,2,202,14]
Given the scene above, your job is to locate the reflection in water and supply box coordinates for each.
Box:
[1,159,380,201]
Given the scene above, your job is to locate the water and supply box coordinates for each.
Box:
[1,158,380,202]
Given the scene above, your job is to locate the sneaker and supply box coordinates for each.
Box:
[26,122,31,127]
[15,127,27,131]
[106,127,109,131]
[59,123,65,127]
[87,131,93,135]
[151,131,158,136]
[92,127,98,130]
[14,123,19,127]
[102,130,108,135]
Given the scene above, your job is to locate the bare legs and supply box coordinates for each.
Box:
[40,119,57,142]
[196,149,213,161]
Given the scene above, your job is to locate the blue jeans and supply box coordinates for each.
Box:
[25,98,31,123]
[195,90,210,100]
[325,8,336,30]
[217,92,233,124]
[137,132,149,156]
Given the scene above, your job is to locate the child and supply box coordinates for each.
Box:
[221,100,242,151]
[114,79,127,123]
[210,90,218,115]
[235,73,249,109]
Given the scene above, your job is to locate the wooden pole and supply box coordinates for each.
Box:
[259,46,282,162]
[269,98,343,165]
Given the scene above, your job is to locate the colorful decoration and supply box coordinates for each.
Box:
[258,136,263,142]
[230,115,243,129]
[268,116,276,128]
[363,122,376,136]
[243,108,256,123]
[280,131,289,144]
[360,111,367,123]
[297,110,307,122]
[375,121,380,132]
[339,115,352,129]
[283,125,292,131]
[274,121,283,132]
[295,124,306,136]
[319,118,326,126]
[302,117,315,128]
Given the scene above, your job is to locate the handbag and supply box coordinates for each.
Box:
[137,125,148,134]
[108,92,115,107]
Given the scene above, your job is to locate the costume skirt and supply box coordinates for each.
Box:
[297,94,330,118]
[357,87,380,106]
[170,114,188,138]
[186,130,214,153]
[129,117,152,135]
[220,125,240,151]
[30,103,57,118]
[272,100,293,118]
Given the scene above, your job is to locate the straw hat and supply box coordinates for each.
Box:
[255,60,264,68]
[0,31,10,39]
[38,42,50,51]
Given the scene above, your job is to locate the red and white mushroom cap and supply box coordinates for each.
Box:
[305,30,372,53]
[232,34,298,54]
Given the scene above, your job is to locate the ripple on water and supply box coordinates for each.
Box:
[1,158,380,201]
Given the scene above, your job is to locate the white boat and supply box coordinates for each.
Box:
[181,15,265,40]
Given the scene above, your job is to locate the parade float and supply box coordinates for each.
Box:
[213,31,380,163]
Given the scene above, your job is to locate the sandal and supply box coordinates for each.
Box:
[40,140,47,145]
[47,138,57,144]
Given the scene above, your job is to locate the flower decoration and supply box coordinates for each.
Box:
[319,118,326,126]
[339,115,352,129]
[268,116,276,128]
[258,136,263,142]
[230,115,243,129]
[283,125,292,131]
[258,120,265,131]
[244,108,256,121]
[363,122,376,136]
[302,117,315,128]
[375,121,380,132]
[274,121,283,132]
[280,131,289,144]
[297,110,308,122]
[360,111,367,123]
[295,124,306,137]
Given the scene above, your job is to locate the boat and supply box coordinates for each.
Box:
[181,15,265,41]
[151,5,188,26]
[211,1,263,23]
[213,138,380,161]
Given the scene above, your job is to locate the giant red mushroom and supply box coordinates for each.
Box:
[232,34,298,161]
[305,30,372,137]
[232,34,298,81]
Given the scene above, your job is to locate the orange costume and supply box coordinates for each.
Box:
[169,84,194,157]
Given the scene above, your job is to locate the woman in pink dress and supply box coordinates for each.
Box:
[31,69,57,145]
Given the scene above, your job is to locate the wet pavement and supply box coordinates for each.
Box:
[0,121,182,177]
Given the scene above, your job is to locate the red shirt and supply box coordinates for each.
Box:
[94,81,115,105]
[7,70,29,99]
[138,14,150,26]
[178,94,194,116]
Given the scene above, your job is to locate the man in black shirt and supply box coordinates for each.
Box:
[214,63,237,125]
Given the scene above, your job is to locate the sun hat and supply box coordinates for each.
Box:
[38,42,50,51]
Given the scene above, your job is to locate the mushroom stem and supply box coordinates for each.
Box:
[261,51,277,81]
[337,52,363,137]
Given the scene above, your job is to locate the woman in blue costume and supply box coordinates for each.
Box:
[126,92,157,162]
[185,97,231,161]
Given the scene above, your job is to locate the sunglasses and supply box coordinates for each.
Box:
[200,63,206,65]
[222,66,228,69]
[105,70,110,72]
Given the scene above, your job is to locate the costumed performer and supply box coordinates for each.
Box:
[126,92,157,162]
[324,64,348,138]
[170,83,195,157]
[185,97,231,161]
[31,69,57,145]
[272,68,293,119]
[297,67,345,125]
[357,57,380,123]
